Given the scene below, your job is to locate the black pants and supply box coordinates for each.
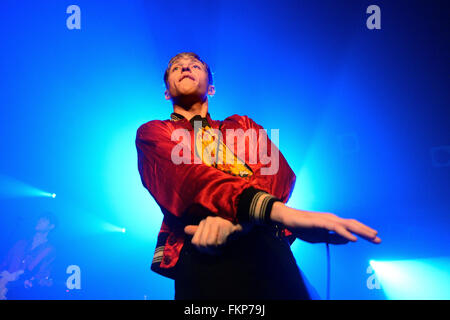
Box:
[174,226,311,300]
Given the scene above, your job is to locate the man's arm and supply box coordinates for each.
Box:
[237,116,381,244]
[184,201,381,253]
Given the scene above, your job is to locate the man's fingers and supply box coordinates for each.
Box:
[322,215,380,243]
[352,219,378,235]
[372,236,382,244]
[343,220,380,243]
[184,225,198,236]
[185,218,245,254]
[204,222,220,246]
[289,211,382,245]
[199,219,213,246]
[191,220,205,245]
[331,223,381,244]
[327,232,351,245]
[333,225,357,242]
[346,219,378,237]
[364,235,382,244]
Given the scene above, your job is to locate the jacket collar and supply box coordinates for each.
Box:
[170,112,214,128]
[170,112,185,122]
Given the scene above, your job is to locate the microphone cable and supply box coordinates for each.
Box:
[326,242,331,300]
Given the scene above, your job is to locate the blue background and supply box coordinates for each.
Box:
[0,0,448,299]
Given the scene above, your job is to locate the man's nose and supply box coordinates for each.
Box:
[181,65,191,72]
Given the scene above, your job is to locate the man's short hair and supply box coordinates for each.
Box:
[164,52,213,89]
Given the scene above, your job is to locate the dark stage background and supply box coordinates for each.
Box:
[0,0,449,299]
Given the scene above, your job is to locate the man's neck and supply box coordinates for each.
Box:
[173,99,209,121]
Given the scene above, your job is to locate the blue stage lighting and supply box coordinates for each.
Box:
[101,221,127,234]
[370,257,450,300]
[0,174,57,199]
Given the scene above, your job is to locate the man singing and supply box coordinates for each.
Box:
[136,52,381,300]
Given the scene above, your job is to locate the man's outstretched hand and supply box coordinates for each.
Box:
[184,202,381,254]
[184,216,244,255]
[271,202,381,245]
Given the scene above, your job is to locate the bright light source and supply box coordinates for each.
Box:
[39,191,57,198]
[370,257,450,299]
[101,222,127,234]
[0,174,57,199]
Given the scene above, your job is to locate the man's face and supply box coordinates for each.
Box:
[165,56,215,101]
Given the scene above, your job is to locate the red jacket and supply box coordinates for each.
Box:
[136,112,296,279]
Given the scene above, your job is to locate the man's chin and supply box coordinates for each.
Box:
[172,92,206,104]
[177,88,198,95]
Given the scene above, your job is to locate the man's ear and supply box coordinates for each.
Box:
[207,85,216,96]
[164,89,171,100]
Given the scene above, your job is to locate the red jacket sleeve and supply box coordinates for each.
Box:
[225,115,297,225]
[239,115,296,203]
[136,120,252,224]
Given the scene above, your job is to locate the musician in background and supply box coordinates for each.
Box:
[0,212,57,300]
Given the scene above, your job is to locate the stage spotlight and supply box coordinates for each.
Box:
[38,191,57,198]
[0,174,56,198]
[370,257,450,300]
[101,221,127,234]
